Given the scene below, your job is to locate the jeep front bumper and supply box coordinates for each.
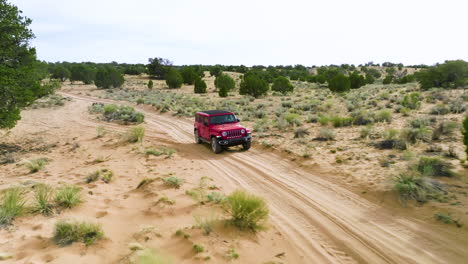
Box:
[217,135,251,146]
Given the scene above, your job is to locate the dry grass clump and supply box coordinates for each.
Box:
[224,190,269,232]
[86,169,114,183]
[136,178,156,189]
[132,248,172,264]
[123,126,145,143]
[33,183,54,215]
[55,185,82,208]
[23,158,48,173]
[416,156,456,177]
[0,187,26,226]
[53,220,104,246]
[162,176,184,189]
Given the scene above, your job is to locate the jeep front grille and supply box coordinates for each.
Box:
[227,129,242,138]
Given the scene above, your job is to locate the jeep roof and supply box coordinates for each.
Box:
[197,110,232,116]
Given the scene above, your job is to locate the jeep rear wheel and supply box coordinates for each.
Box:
[211,137,223,154]
[194,130,202,144]
[242,141,251,151]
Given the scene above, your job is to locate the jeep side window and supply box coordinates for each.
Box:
[203,117,208,125]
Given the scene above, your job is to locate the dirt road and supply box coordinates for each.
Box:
[60,91,468,264]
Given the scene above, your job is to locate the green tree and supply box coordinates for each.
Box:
[147,80,153,90]
[209,65,222,77]
[239,75,269,98]
[271,76,294,94]
[365,73,375,84]
[383,75,393,84]
[147,57,172,79]
[463,116,468,157]
[215,74,235,93]
[328,74,350,92]
[70,64,95,84]
[165,69,183,89]
[349,71,366,89]
[94,67,124,89]
[180,67,198,85]
[194,78,207,94]
[416,60,468,89]
[0,0,49,129]
[51,66,71,81]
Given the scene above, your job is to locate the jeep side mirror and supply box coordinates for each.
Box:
[236,118,240,122]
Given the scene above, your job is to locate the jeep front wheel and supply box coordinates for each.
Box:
[242,141,251,151]
[194,130,202,144]
[211,137,223,154]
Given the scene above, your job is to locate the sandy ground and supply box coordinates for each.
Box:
[1,88,468,263]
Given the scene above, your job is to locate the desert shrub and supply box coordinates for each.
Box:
[55,185,82,208]
[306,115,318,123]
[165,69,183,89]
[216,74,235,97]
[432,121,458,140]
[284,113,302,126]
[180,67,198,85]
[416,60,468,90]
[294,128,309,138]
[33,183,54,215]
[225,190,269,231]
[147,80,153,89]
[193,244,204,254]
[330,116,353,127]
[123,126,145,143]
[365,73,375,84]
[194,214,217,235]
[351,110,374,125]
[328,74,350,92]
[416,156,455,177]
[360,125,373,139]
[430,104,450,115]
[194,78,207,94]
[239,75,269,98]
[145,147,176,158]
[400,107,411,116]
[162,176,184,189]
[393,171,437,203]
[463,116,468,157]
[95,67,124,89]
[281,101,293,108]
[435,213,462,227]
[374,129,406,150]
[375,110,392,123]
[400,127,432,144]
[86,169,113,183]
[383,75,393,84]
[317,128,336,141]
[207,192,225,203]
[53,220,104,246]
[23,158,48,173]
[93,104,144,124]
[225,249,240,260]
[271,76,294,94]
[409,118,432,129]
[136,178,156,189]
[449,98,466,114]
[401,92,421,109]
[0,188,26,226]
[52,66,71,81]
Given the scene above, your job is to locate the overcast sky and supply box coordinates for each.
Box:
[10,0,468,66]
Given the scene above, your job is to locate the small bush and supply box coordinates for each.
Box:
[193,244,204,254]
[225,249,240,260]
[284,113,301,126]
[294,128,309,138]
[124,126,145,143]
[55,185,82,208]
[393,171,437,203]
[0,187,26,226]
[330,116,353,127]
[328,74,350,92]
[432,121,458,140]
[216,74,235,97]
[463,116,468,157]
[375,110,392,123]
[225,190,269,231]
[416,156,455,177]
[53,220,104,246]
[401,92,421,110]
[194,214,217,235]
[271,76,294,94]
[23,158,48,173]
[360,125,373,139]
[316,128,336,141]
[92,104,144,124]
[430,104,450,115]
[400,127,432,144]
[147,80,153,90]
[351,110,374,125]
[435,213,463,227]
[136,178,156,189]
[207,192,225,203]
[33,184,54,215]
[162,176,184,189]
[145,147,176,158]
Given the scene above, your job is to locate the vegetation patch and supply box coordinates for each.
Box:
[23,158,48,173]
[89,103,144,124]
[53,220,104,246]
[224,190,269,232]
[416,156,456,177]
[0,187,26,227]
[55,185,82,208]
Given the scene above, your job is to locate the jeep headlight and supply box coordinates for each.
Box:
[222,131,227,137]
[241,129,245,134]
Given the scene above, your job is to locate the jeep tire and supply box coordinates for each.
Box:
[242,141,251,151]
[194,130,202,144]
[211,137,223,154]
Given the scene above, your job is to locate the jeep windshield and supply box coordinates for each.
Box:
[210,114,236,125]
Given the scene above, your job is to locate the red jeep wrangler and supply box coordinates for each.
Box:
[194,110,252,153]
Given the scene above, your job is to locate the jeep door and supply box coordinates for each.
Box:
[200,116,210,139]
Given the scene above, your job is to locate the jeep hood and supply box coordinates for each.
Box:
[210,123,244,131]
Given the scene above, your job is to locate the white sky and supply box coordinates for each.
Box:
[10,0,468,66]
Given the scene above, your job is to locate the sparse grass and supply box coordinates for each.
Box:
[360,125,373,139]
[155,196,175,206]
[145,147,176,158]
[416,156,455,177]
[96,126,106,138]
[375,109,392,123]
[23,158,48,173]
[136,178,156,189]
[134,248,172,264]
[435,213,463,227]
[207,192,225,204]
[85,170,101,183]
[123,126,145,143]
[194,214,217,235]
[53,220,104,246]
[0,187,26,226]
[162,176,184,189]
[316,128,335,141]
[294,127,309,138]
[55,185,82,208]
[225,248,240,260]
[225,190,269,232]
[33,183,54,215]
[330,116,353,127]
[90,103,144,124]
[193,244,204,254]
